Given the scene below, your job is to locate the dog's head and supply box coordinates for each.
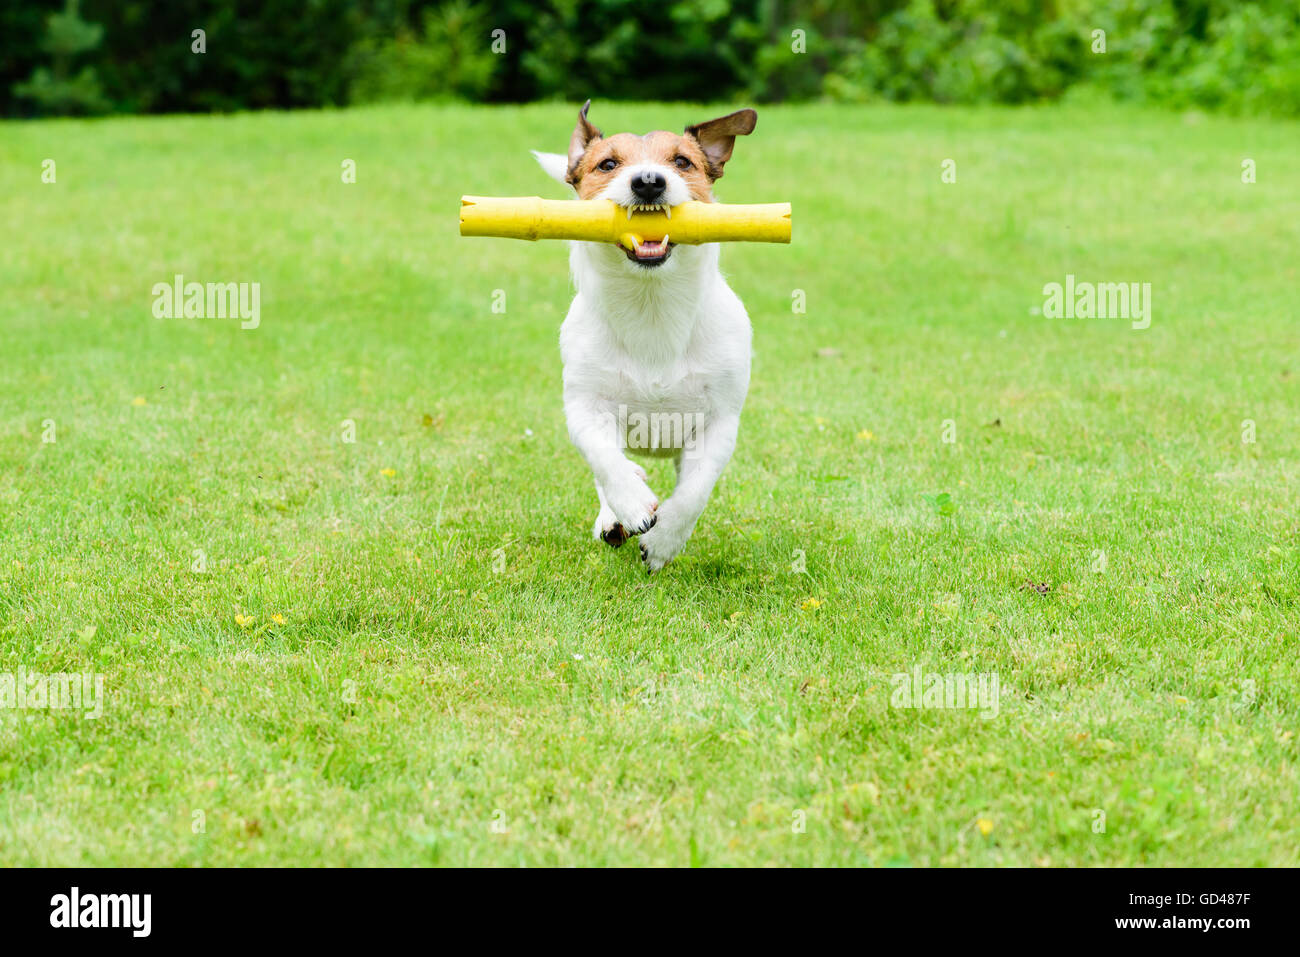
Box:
[533,101,757,270]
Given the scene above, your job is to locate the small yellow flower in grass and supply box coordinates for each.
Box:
[235,614,254,628]
[131,396,147,407]
[977,818,995,837]
[380,468,397,478]
[856,429,875,442]
[271,614,286,625]
[800,597,823,611]
[1174,695,1189,705]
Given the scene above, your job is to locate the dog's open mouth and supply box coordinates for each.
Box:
[619,235,674,267]
[615,203,675,267]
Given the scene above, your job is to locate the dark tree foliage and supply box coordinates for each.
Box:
[4,0,1298,117]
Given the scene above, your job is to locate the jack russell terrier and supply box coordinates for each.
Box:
[532,101,758,572]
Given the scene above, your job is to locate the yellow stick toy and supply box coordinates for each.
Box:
[459,196,792,249]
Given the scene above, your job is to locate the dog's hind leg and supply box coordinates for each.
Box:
[593,480,627,547]
[639,414,739,572]
[593,462,652,546]
[566,396,659,536]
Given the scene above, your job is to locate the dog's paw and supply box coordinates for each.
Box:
[592,504,629,547]
[638,517,689,573]
[595,519,628,547]
[604,467,659,536]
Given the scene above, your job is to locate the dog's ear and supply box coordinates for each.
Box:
[566,99,602,181]
[531,150,572,189]
[684,108,757,179]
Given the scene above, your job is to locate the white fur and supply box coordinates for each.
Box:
[533,150,752,572]
[530,150,572,190]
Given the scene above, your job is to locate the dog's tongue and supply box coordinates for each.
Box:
[635,238,668,259]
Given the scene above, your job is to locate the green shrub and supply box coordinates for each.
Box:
[821,0,1300,116]
[4,0,1299,117]
[348,1,498,104]
[13,0,110,116]
[515,0,756,103]
[823,0,1085,105]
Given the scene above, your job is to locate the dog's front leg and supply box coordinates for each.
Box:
[565,395,659,536]
[638,413,740,572]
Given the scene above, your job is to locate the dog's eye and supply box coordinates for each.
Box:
[674,155,693,170]
[597,158,619,172]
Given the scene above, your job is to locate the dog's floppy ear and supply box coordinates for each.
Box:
[684,108,757,179]
[566,99,602,182]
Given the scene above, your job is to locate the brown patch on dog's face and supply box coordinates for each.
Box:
[569,131,716,202]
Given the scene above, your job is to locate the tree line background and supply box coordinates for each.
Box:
[4,0,1298,119]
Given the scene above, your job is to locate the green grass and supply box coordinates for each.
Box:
[1,101,1298,866]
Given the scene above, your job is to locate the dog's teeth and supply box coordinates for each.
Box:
[627,207,634,220]
[663,206,671,219]
[662,234,669,247]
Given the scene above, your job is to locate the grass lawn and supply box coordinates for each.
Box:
[1,101,1297,866]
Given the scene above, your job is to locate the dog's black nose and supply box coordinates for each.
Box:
[630,171,667,202]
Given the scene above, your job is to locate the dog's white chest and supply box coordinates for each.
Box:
[560,241,752,461]
[614,364,710,456]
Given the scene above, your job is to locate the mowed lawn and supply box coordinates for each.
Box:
[1,101,1297,866]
